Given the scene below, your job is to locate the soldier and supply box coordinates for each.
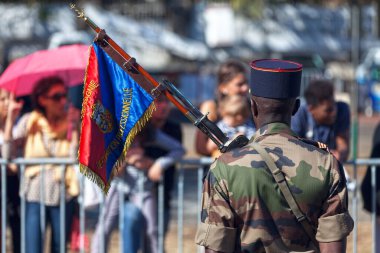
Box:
[195,59,354,253]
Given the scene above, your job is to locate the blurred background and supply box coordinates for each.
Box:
[1,1,380,252]
[0,0,378,113]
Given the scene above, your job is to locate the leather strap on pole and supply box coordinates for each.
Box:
[94,30,157,95]
[251,142,320,250]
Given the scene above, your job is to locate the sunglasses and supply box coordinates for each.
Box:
[45,92,67,102]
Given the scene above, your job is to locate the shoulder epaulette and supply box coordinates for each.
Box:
[298,137,330,152]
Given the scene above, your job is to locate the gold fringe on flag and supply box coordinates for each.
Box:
[79,163,111,193]
[79,102,156,195]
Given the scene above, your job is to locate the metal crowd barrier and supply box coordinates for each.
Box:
[0,157,378,253]
[0,157,213,253]
[347,158,380,253]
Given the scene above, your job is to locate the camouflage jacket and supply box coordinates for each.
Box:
[195,122,354,253]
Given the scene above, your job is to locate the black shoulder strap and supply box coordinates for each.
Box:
[251,141,320,249]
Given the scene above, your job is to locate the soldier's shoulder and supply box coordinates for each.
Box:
[214,143,261,169]
[297,137,330,153]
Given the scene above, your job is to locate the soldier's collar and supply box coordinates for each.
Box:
[252,122,297,141]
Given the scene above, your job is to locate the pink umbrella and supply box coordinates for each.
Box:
[0,44,90,96]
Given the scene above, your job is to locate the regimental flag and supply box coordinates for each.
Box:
[79,42,155,194]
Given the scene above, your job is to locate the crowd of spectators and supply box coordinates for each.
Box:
[0,56,379,252]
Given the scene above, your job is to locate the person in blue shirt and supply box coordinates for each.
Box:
[291,79,350,163]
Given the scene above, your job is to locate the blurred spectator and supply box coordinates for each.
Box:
[91,95,185,253]
[362,122,380,215]
[0,88,22,253]
[361,122,380,252]
[143,95,183,234]
[291,79,350,163]
[206,94,255,158]
[356,48,380,116]
[5,76,80,253]
[90,177,125,253]
[195,59,251,156]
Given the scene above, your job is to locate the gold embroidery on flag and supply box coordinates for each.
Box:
[92,101,114,133]
[81,80,99,116]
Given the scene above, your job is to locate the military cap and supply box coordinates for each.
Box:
[250,59,302,99]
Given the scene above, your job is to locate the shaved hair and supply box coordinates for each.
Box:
[252,95,297,116]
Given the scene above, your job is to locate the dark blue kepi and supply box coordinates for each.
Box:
[250,59,303,99]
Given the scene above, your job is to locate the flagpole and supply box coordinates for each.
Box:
[70,4,249,153]
[70,4,101,33]
[70,4,188,115]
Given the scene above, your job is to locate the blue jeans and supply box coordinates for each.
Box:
[122,202,145,253]
[25,200,74,253]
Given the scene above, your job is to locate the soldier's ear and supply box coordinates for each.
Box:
[250,96,258,117]
[292,98,300,116]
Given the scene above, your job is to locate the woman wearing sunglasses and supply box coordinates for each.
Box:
[4,76,80,253]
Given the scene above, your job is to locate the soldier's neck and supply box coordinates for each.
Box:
[255,115,291,129]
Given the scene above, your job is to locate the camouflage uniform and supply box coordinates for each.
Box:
[195,122,354,253]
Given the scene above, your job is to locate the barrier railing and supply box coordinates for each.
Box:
[347,158,380,253]
[0,157,378,253]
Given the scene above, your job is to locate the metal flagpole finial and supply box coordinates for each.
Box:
[69,3,100,32]
[70,3,85,19]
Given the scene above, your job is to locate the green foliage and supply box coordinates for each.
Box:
[230,0,264,19]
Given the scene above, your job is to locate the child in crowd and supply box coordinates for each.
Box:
[195,59,249,156]
[206,94,255,158]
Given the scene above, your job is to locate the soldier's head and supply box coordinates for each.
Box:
[248,59,302,128]
[304,79,337,125]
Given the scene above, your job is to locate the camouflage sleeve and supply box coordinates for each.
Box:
[316,155,354,242]
[195,160,238,253]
